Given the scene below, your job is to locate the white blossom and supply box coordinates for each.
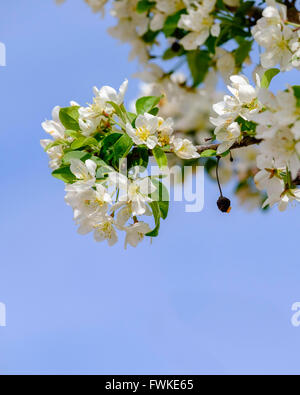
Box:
[79,80,128,136]
[211,75,260,124]
[40,140,63,170]
[126,113,159,149]
[216,121,241,154]
[171,137,200,159]
[124,222,151,249]
[109,172,156,216]
[252,0,300,70]
[41,105,70,170]
[41,106,65,140]
[215,48,236,82]
[93,215,118,246]
[178,0,219,50]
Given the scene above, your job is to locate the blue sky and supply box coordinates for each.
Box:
[0,0,300,374]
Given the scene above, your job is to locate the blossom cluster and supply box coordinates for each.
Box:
[52,0,300,215]
[57,0,255,82]
[57,0,299,77]
[41,80,200,247]
[252,0,300,71]
[210,71,300,211]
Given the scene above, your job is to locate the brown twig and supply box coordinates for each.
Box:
[294,171,300,185]
[195,136,262,155]
[195,138,300,186]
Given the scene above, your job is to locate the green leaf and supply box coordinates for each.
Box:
[260,68,280,88]
[113,134,133,165]
[187,50,211,87]
[146,201,161,237]
[158,200,169,220]
[230,25,250,38]
[95,161,114,179]
[142,30,159,44]
[292,85,300,107]
[64,130,82,139]
[127,146,149,170]
[43,139,65,151]
[62,150,90,165]
[136,96,162,115]
[205,36,217,54]
[216,0,227,11]
[234,39,252,66]
[71,137,98,150]
[136,0,155,13]
[163,10,186,37]
[52,166,76,183]
[235,116,257,134]
[100,132,123,163]
[216,24,231,47]
[107,101,126,123]
[126,111,137,125]
[149,107,159,116]
[150,178,169,220]
[200,149,217,157]
[162,46,184,60]
[236,1,255,16]
[152,146,168,169]
[221,150,230,157]
[59,106,80,131]
[292,85,300,98]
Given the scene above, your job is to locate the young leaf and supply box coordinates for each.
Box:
[292,85,300,98]
[221,150,230,158]
[235,116,257,134]
[126,111,137,125]
[158,200,169,220]
[142,30,159,44]
[96,161,114,179]
[205,36,217,54]
[292,85,300,107]
[127,146,149,170]
[52,166,76,183]
[200,149,217,158]
[163,10,186,37]
[149,107,159,116]
[162,46,184,60]
[187,50,211,87]
[234,40,252,67]
[236,1,255,16]
[113,134,133,163]
[146,201,161,237]
[152,146,168,169]
[71,137,98,150]
[260,68,280,88]
[43,139,65,152]
[100,132,123,163]
[136,96,162,115]
[136,0,155,13]
[59,106,80,131]
[107,101,126,123]
[150,178,169,220]
[216,0,227,11]
[64,130,82,139]
[62,150,90,165]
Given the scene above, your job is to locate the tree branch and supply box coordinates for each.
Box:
[195,139,300,186]
[294,171,300,185]
[284,0,300,24]
[195,136,262,155]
